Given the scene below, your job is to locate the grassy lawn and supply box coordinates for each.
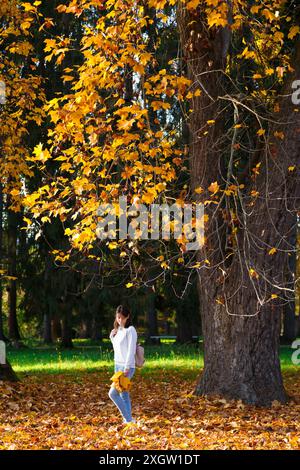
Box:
[6,340,202,377]
[6,339,299,377]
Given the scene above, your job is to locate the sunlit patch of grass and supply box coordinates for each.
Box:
[6,341,299,377]
[7,348,112,375]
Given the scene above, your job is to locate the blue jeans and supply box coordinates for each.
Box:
[108,364,135,423]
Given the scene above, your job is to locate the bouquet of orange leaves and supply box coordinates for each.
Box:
[110,371,132,392]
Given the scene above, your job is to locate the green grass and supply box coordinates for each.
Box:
[6,341,202,376]
[5,340,299,377]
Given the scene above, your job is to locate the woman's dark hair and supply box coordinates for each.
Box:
[113,305,132,329]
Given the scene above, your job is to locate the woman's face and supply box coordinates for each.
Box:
[116,313,128,327]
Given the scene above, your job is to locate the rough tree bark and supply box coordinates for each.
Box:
[51,313,62,342]
[43,256,53,344]
[144,288,160,345]
[176,281,201,344]
[43,313,52,344]
[281,220,297,343]
[61,314,73,349]
[0,182,6,341]
[7,194,21,345]
[177,5,300,406]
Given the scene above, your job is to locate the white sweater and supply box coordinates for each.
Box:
[109,325,137,369]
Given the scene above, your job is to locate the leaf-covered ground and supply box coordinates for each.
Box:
[0,368,300,450]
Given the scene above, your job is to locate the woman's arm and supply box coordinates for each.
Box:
[124,327,137,372]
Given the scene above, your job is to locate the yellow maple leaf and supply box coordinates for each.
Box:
[117,118,135,131]
[186,0,200,10]
[151,101,171,111]
[265,68,274,75]
[273,131,285,140]
[194,186,204,194]
[208,181,219,194]
[250,5,261,14]
[262,9,276,22]
[288,26,300,40]
[108,242,118,250]
[10,189,20,197]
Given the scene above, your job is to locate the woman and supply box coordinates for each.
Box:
[108,304,137,424]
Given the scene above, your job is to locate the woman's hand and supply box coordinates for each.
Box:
[111,328,118,337]
[124,369,130,377]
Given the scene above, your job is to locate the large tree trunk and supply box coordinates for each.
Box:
[43,313,52,344]
[177,5,300,406]
[0,183,6,341]
[7,197,21,344]
[281,221,297,343]
[176,314,194,343]
[91,313,103,341]
[61,315,73,348]
[61,313,73,348]
[51,313,61,342]
[145,288,160,345]
[43,256,53,344]
[176,281,201,344]
[195,269,287,405]
[60,288,74,348]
